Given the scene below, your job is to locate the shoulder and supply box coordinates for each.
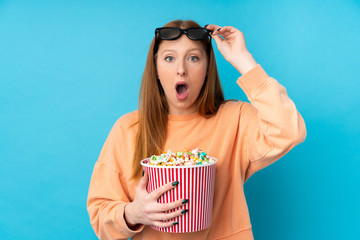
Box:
[108,110,139,137]
[115,110,139,127]
[217,100,256,119]
[218,100,248,113]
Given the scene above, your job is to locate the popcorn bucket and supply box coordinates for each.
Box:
[140,158,217,233]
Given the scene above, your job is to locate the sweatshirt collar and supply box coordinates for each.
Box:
[168,111,201,121]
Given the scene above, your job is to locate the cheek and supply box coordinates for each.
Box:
[196,65,208,92]
[157,62,173,79]
[159,79,171,94]
[192,64,207,83]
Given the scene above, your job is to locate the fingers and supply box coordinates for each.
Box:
[137,178,189,229]
[216,26,238,37]
[151,207,187,222]
[205,24,222,37]
[150,180,179,201]
[205,24,225,45]
[153,220,179,229]
[143,197,188,228]
[150,206,188,229]
[156,198,187,212]
[205,24,221,33]
[205,24,237,36]
[145,194,187,215]
[205,24,239,44]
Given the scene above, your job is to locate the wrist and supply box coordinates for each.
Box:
[231,51,258,76]
[124,202,138,228]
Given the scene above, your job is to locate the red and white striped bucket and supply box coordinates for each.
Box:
[140,158,217,233]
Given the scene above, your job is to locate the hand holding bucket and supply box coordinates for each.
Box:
[141,157,217,233]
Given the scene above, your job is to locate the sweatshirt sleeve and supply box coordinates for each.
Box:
[87,119,144,239]
[236,64,307,182]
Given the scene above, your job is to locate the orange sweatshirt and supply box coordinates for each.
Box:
[87,64,307,240]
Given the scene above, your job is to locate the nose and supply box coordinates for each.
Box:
[177,60,186,77]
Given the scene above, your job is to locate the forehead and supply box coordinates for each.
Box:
[158,35,206,53]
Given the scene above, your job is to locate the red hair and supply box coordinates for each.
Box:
[130,19,226,180]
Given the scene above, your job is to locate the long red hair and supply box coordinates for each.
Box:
[130,19,226,180]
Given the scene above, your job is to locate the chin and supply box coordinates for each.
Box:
[177,102,196,111]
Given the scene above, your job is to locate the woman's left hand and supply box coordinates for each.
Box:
[205,24,258,75]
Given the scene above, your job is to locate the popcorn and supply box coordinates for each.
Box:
[143,148,216,166]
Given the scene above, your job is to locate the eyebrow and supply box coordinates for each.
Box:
[161,48,203,55]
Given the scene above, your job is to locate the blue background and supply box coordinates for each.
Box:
[0,0,359,239]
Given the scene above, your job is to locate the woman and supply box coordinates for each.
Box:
[87,19,306,240]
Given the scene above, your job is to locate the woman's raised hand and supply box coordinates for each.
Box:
[205,24,258,75]
[124,171,188,229]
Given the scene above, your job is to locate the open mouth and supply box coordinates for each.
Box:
[175,82,189,100]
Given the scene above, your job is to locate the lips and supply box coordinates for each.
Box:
[175,81,189,100]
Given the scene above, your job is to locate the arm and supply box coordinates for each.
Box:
[206,24,306,181]
[236,64,307,181]
[87,117,184,239]
[87,120,145,240]
[87,162,145,240]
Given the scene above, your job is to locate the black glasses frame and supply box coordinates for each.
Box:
[155,27,213,40]
[153,27,213,55]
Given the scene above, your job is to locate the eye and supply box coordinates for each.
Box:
[189,56,199,62]
[165,56,174,62]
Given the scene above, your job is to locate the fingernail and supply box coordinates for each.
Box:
[217,28,221,31]
[142,170,144,177]
[172,181,179,186]
[181,209,188,214]
[173,221,179,225]
[182,199,189,204]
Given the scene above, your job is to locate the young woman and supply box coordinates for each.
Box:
[87,19,307,240]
